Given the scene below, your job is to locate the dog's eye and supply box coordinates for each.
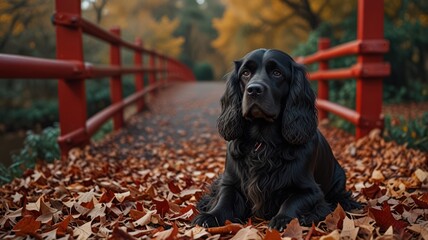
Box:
[272,69,282,77]
[241,70,251,79]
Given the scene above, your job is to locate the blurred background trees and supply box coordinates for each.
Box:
[2,0,427,85]
[212,0,356,64]
[0,0,427,169]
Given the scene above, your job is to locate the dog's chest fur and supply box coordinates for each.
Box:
[233,138,299,218]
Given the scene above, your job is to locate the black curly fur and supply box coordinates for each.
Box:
[193,49,360,230]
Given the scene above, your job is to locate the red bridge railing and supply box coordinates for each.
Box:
[297,0,390,138]
[0,0,195,158]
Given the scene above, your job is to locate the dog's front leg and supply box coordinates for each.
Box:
[193,183,247,227]
[269,186,330,230]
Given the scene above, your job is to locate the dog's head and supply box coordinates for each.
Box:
[217,49,317,144]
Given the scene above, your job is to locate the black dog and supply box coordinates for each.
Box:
[193,49,359,230]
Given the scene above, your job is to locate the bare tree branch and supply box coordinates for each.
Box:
[258,13,295,28]
[316,0,332,16]
[0,14,21,50]
[279,0,322,29]
[91,0,109,24]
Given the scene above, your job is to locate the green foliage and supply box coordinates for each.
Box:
[0,125,60,185]
[86,77,137,117]
[0,100,58,131]
[383,81,428,104]
[91,120,113,141]
[85,79,113,118]
[175,0,225,70]
[293,19,357,68]
[193,62,214,81]
[384,113,428,151]
[0,77,138,131]
[384,14,428,88]
[327,81,357,133]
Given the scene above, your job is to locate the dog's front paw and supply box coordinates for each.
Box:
[268,214,293,231]
[192,212,222,228]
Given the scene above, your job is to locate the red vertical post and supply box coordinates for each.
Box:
[318,38,330,121]
[160,56,165,86]
[179,63,184,80]
[157,56,162,86]
[175,61,181,80]
[149,52,157,90]
[110,27,124,130]
[177,62,181,80]
[163,57,168,85]
[55,0,88,158]
[168,60,173,81]
[134,38,145,112]
[356,0,384,138]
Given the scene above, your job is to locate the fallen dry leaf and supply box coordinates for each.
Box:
[12,215,41,237]
[134,210,154,227]
[320,229,340,240]
[340,216,359,240]
[73,220,93,240]
[41,228,57,240]
[55,215,72,237]
[207,222,243,235]
[407,223,428,239]
[184,225,210,238]
[264,229,281,240]
[411,193,428,209]
[231,226,262,240]
[152,198,170,217]
[129,208,145,221]
[282,218,303,239]
[153,222,178,240]
[368,202,408,232]
[324,204,346,231]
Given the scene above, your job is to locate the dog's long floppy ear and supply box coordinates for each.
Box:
[282,62,318,145]
[217,61,245,141]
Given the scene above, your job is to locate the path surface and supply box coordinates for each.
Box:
[90,82,225,160]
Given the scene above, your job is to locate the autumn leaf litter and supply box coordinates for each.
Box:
[0,83,427,239]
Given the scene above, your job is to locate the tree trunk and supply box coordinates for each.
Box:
[280,0,321,30]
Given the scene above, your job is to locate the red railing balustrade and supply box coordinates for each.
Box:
[296,0,390,138]
[0,0,195,158]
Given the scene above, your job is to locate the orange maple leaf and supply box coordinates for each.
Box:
[56,215,72,237]
[12,216,41,237]
[264,229,281,240]
[369,202,408,232]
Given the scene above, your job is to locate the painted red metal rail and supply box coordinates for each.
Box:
[0,0,195,158]
[296,0,390,138]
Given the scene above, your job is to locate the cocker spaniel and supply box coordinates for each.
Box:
[193,49,360,230]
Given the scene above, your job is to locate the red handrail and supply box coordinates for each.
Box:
[297,0,390,138]
[0,54,172,79]
[0,0,195,158]
[296,39,389,65]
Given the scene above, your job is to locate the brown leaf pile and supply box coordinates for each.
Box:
[0,83,427,239]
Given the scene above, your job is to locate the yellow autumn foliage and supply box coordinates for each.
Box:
[212,0,357,63]
[0,0,52,40]
[139,16,185,58]
[97,0,183,58]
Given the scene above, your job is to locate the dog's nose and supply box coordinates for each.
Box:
[246,83,264,96]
